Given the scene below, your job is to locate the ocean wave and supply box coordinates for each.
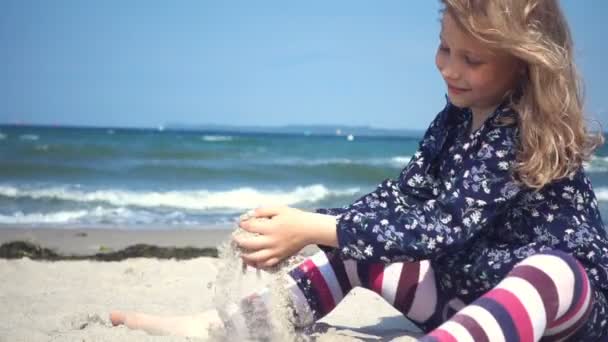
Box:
[202,135,233,142]
[0,209,90,224]
[585,155,608,173]
[35,144,49,151]
[0,206,172,225]
[390,156,412,167]
[0,205,235,226]
[264,156,412,168]
[19,134,39,141]
[592,187,608,202]
[0,133,6,140]
[0,184,361,211]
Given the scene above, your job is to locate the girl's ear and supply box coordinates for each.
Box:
[517,60,528,78]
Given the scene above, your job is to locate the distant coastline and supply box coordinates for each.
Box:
[166,123,426,138]
[0,122,426,138]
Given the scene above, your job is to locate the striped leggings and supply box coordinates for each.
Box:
[242,249,607,341]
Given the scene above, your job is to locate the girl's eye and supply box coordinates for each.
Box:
[465,56,483,66]
[439,45,450,53]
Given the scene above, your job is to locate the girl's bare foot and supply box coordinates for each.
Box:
[109,309,224,338]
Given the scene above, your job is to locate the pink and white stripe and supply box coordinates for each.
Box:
[406,260,438,323]
[310,252,345,304]
[518,254,576,319]
[544,262,593,339]
[441,305,506,342]
[343,259,361,288]
[494,276,546,341]
[380,262,405,305]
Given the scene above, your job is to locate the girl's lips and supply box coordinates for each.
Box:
[448,84,470,94]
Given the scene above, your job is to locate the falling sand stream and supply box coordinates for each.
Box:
[209,214,311,341]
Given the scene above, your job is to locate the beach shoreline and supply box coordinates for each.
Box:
[0,226,421,341]
[0,225,233,256]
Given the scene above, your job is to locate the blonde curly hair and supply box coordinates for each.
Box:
[441,0,603,189]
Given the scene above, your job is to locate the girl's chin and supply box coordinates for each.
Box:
[447,95,470,108]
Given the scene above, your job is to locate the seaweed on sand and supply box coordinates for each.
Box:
[0,240,218,261]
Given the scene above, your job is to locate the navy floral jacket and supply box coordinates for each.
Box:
[316,99,608,299]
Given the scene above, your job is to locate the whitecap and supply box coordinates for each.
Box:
[584,155,608,173]
[265,156,411,168]
[0,184,360,212]
[390,156,413,167]
[202,135,233,142]
[19,134,39,141]
[593,187,608,202]
[0,210,89,224]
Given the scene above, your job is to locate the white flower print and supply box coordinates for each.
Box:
[470,211,482,224]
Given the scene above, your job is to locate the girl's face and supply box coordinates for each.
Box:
[435,12,522,116]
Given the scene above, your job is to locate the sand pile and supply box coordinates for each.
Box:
[210,213,308,341]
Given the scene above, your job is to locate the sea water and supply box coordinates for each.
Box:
[2,124,608,229]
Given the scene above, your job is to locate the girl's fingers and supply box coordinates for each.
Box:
[233,235,270,251]
[260,257,280,269]
[241,249,274,264]
[253,206,286,219]
[238,218,266,234]
[239,210,256,222]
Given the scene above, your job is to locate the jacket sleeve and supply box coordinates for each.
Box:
[313,107,451,233]
[325,125,522,263]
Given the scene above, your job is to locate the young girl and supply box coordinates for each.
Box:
[111,0,608,340]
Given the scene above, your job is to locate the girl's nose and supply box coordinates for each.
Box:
[440,59,460,80]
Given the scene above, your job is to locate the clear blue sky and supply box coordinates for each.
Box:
[1,1,606,130]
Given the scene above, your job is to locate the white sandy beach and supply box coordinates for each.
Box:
[0,227,421,341]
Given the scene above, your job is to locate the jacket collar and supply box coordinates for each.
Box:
[444,95,515,132]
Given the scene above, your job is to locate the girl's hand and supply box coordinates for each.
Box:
[234,206,337,269]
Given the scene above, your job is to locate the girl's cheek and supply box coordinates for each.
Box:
[435,52,445,72]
